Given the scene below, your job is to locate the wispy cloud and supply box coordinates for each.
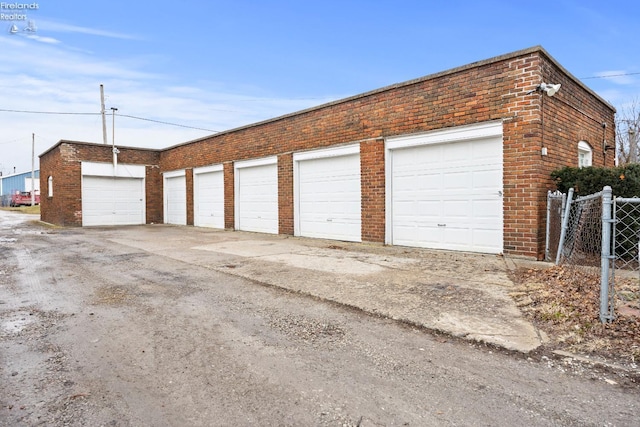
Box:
[0,36,158,80]
[24,34,61,44]
[0,34,339,175]
[36,19,138,40]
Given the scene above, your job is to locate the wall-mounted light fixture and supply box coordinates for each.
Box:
[539,82,561,97]
[526,82,562,96]
[527,82,562,161]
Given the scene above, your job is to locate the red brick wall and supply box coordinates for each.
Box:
[360,139,385,242]
[39,142,161,226]
[157,51,549,255]
[185,168,194,225]
[41,48,615,259]
[533,71,615,257]
[39,144,73,226]
[223,162,235,229]
[496,53,613,258]
[278,154,294,235]
[145,164,163,224]
[501,55,543,257]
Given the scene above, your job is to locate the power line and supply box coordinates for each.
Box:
[118,114,217,133]
[0,137,24,145]
[0,134,51,145]
[0,108,217,133]
[0,108,99,115]
[581,72,640,80]
[2,71,637,132]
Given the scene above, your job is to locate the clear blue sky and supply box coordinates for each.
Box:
[1,0,638,174]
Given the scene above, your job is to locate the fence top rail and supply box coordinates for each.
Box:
[574,191,603,203]
[614,197,640,203]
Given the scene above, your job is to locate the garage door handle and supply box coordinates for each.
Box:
[438,224,446,227]
[498,191,503,197]
[326,218,333,222]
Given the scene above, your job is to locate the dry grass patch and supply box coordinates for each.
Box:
[510,265,640,365]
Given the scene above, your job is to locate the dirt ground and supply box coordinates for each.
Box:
[509,265,640,367]
[1,214,639,426]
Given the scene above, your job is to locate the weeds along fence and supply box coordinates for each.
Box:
[552,186,640,322]
[554,187,613,322]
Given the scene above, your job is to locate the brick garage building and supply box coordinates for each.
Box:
[39,46,615,259]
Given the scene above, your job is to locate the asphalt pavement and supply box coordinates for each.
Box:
[3,209,547,353]
[102,224,547,353]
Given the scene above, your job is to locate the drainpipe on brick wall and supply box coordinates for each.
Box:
[111,108,119,173]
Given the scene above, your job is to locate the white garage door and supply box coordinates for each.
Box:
[235,157,278,234]
[81,162,146,227]
[83,176,145,226]
[294,145,361,242]
[164,172,186,225]
[194,165,224,229]
[387,122,503,254]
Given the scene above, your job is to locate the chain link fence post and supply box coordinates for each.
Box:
[546,191,552,261]
[556,188,574,265]
[546,191,566,262]
[600,186,615,323]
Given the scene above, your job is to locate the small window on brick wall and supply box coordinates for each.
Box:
[578,141,592,168]
[47,176,53,197]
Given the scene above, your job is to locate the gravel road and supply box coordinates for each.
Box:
[0,211,638,426]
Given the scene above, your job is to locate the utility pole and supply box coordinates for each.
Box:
[101,84,108,145]
[31,133,35,206]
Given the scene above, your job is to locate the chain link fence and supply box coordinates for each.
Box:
[613,198,640,272]
[553,188,614,321]
[556,190,603,267]
[611,197,640,324]
[550,187,640,322]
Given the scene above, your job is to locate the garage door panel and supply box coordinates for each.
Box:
[243,216,277,233]
[443,200,470,218]
[297,152,361,242]
[444,228,470,245]
[300,201,328,215]
[244,183,274,196]
[417,200,440,217]
[473,139,502,159]
[444,172,470,190]
[195,170,224,229]
[165,175,186,225]
[237,163,278,234]
[390,134,503,253]
[473,229,501,250]
[472,172,500,190]
[443,144,469,162]
[82,176,145,226]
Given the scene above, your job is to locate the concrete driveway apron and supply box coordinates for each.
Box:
[107,225,545,353]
